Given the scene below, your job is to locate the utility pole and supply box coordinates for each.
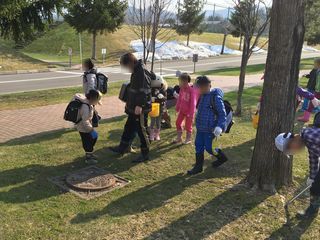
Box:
[79,33,83,69]
[212,4,216,32]
[220,7,231,55]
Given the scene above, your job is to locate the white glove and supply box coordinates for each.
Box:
[213,127,223,137]
[158,93,164,99]
[173,91,179,99]
[307,177,314,186]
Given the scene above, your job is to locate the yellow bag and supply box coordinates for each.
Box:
[149,103,160,117]
[252,114,259,129]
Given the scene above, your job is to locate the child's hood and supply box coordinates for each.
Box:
[211,88,224,98]
[73,93,90,104]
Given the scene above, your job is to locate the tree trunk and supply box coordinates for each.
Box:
[248,0,306,191]
[235,40,249,116]
[150,39,156,72]
[239,35,243,51]
[91,31,97,60]
[187,34,190,46]
[220,33,227,55]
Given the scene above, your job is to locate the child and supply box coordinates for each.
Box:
[174,73,198,144]
[187,76,227,175]
[150,76,168,141]
[275,129,320,218]
[300,59,320,111]
[298,58,320,122]
[82,58,98,95]
[74,89,101,164]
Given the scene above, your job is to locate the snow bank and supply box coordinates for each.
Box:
[130,39,243,61]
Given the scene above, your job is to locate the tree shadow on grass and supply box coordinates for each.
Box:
[267,216,317,240]
[70,139,257,226]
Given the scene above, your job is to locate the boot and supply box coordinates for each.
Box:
[109,142,128,155]
[132,148,149,163]
[155,129,161,141]
[184,132,192,144]
[173,131,183,143]
[297,195,320,219]
[187,153,204,175]
[85,153,98,165]
[149,129,155,141]
[212,149,228,168]
[297,111,311,122]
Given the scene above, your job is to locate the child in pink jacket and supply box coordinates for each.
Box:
[174,73,199,144]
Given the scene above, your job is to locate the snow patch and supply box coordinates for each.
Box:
[130,39,243,61]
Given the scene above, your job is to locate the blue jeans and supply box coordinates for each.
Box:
[195,131,214,154]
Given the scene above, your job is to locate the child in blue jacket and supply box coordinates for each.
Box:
[188,76,228,175]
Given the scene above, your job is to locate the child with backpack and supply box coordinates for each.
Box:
[150,75,168,141]
[66,90,101,164]
[298,58,320,122]
[174,73,199,144]
[187,76,228,175]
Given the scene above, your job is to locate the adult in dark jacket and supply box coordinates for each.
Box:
[109,53,152,162]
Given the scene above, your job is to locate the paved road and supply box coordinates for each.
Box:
[0,52,318,95]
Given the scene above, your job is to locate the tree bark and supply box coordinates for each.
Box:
[239,35,243,51]
[248,0,306,190]
[91,31,97,60]
[220,33,227,55]
[187,34,190,46]
[235,40,249,116]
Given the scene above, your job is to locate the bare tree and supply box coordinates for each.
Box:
[231,0,270,116]
[129,0,174,71]
[248,0,306,191]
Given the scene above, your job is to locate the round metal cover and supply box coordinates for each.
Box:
[66,171,117,191]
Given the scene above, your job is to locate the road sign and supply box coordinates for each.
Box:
[192,54,198,63]
[101,48,107,55]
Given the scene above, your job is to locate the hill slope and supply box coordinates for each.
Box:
[23,22,244,64]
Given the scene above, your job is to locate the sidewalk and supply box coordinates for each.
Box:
[0,74,267,144]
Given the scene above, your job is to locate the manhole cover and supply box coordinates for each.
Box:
[48,166,130,200]
[66,171,117,191]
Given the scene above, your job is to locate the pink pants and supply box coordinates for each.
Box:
[176,112,194,133]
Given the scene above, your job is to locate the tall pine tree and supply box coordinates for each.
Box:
[0,0,64,43]
[65,0,127,59]
[176,0,205,46]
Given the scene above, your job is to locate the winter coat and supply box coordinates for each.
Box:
[175,84,198,117]
[125,60,152,114]
[196,88,227,133]
[83,68,97,95]
[73,94,94,133]
[152,87,167,111]
[306,68,318,91]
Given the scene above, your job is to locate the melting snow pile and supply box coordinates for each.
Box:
[130,40,243,61]
[303,46,320,52]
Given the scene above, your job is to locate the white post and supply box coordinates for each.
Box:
[79,33,83,69]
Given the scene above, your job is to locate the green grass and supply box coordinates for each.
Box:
[1,86,319,239]
[0,39,50,71]
[198,58,315,76]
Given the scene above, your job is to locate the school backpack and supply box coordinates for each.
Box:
[64,100,89,124]
[96,72,109,94]
[211,94,234,133]
[84,70,109,94]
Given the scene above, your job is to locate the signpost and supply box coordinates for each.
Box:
[68,48,73,68]
[101,48,107,64]
[192,54,198,73]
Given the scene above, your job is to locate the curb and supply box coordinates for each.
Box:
[0,66,82,76]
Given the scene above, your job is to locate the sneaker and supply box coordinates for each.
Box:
[85,153,98,165]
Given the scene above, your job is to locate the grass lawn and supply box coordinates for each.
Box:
[198,58,315,76]
[1,86,319,239]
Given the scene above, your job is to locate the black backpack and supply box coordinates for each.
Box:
[211,94,234,133]
[96,72,108,94]
[64,100,89,124]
